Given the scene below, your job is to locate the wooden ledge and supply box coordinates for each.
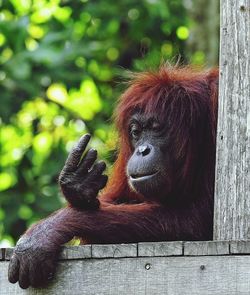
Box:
[2,240,250,261]
[1,241,250,294]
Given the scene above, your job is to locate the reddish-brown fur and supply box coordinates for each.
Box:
[101,66,218,208]
[24,65,219,244]
[9,66,219,289]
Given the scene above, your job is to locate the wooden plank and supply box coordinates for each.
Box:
[1,256,250,294]
[4,248,13,261]
[0,249,3,260]
[92,243,137,258]
[230,241,250,254]
[4,246,92,261]
[184,241,229,256]
[60,245,91,260]
[138,241,183,257]
[213,0,250,240]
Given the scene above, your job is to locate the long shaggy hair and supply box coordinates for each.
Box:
[101,65,219,206]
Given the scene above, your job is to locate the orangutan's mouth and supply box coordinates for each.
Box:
[130,171,159,181]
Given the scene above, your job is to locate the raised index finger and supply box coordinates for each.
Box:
[63,134,91,172]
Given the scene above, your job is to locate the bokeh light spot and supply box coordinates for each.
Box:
[0,172,13,191]
[128,8,140,20]
[176,26,189,40]
[0,33,6,46]
[18,205,33,220]
[107,48,119,61]
[28,24,45,39]
[47,83,68,104]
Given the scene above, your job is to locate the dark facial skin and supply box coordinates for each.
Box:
[127,113,173,199]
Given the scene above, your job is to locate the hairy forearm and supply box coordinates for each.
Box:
[71,202,165,243]
[24,199,212,247]
[23,202,165,246]
[9,200,212,289]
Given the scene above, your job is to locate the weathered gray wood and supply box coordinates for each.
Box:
[230,240,250,254]
[1,256,250,294]
[60,245,91,260]
[184,241,229,256]
[4,246,92,261]
[138,241,183,257]
[213,0,250,240]
[3,240,250,262]
[2,244,250,294]
[4,248,13,261]
[92,243,137,258]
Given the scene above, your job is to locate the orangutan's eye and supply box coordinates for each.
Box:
[130,124,141,139]
[152,121,161,130]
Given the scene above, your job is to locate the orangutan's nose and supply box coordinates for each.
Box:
[136,144,152,157]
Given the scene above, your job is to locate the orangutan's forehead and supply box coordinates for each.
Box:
[129,112,160,126]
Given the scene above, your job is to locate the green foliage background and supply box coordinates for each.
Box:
[0,0,214,246]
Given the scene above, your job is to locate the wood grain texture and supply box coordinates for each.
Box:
[213,0,250,240]
[2,241,250,261]
[184,241,229,256]
[4,248,13,261]
[60,245,91,260]
[1,256,250,294]
[138,241,183,257]
[92,243,137,258]
[230,240,250,254]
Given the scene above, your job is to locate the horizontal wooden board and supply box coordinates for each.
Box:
[184,241,229,256]
[2,241,250,261]
[230,241,250,254]
[138,241,183,257]
[1,255,250,294]
[92,243,137,258]
[60,245,92,260]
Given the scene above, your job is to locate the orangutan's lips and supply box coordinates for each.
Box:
[130,171,159,181]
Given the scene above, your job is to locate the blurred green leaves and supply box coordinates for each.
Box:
[0,0,193,245]
[0,172,14,191]
[47,79,102,120]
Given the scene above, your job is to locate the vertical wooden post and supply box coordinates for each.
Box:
[213,0,250,240]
